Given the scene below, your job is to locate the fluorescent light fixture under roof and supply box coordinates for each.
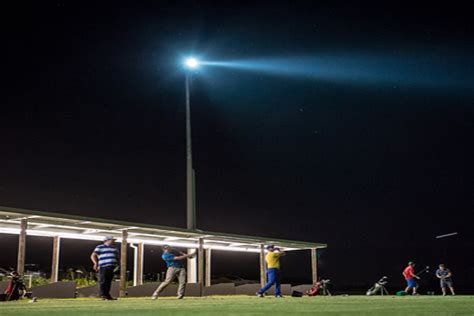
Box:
[0,228,261,253]
[0,209,326,251]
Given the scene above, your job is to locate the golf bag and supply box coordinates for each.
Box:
[366,276,389,296]
[306,279,331,296]
[0,272,30,301]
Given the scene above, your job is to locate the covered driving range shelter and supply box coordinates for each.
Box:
[0,206,327,297]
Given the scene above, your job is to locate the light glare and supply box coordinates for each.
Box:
[185,57,199,69]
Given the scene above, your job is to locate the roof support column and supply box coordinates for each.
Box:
[137,243,144,286]
[197,238,204,295]
[205,248,211,287]
[187,250,197,283]
[259,244,266,287]
[51,236,61,283]
[131,243,144,286]
[17,219,27,277]
[311,248,318,284]
[119,230,128,297]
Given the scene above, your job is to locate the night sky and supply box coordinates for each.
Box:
[1,2,473,292]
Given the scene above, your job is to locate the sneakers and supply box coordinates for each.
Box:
[177,295,184,299]
[101,296,117,301]
[256,292,283,298]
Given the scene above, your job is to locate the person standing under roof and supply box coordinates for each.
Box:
[257,245,285,298]
[152,245,196,300]
[90,236,119,300]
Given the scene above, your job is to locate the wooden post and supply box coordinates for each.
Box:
[205,248,211,287]
[137,243,144,286]
[17,219,27,276]
[51,236,61,283]
[119,230,128,297]
[259,244,266,287]
[198,238,204,295]
[311,248,318,284]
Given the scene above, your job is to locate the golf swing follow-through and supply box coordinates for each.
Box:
[151,245,196,300]
[257,245,285,298]
[402,261,430,295]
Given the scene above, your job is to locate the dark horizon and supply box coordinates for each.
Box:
[1,1,473,292]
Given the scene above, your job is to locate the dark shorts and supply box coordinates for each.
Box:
[406,279,418,288]
[440,279,453,288]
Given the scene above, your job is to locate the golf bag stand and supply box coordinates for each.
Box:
[319,279,332,296]
[306,279,331,296]
[366,276,389,296]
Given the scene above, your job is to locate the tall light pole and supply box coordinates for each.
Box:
[184,57,199,230]
[184,57,199,283]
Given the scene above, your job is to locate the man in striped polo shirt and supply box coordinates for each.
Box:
[90,236,119,300]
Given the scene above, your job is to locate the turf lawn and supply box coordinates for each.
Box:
[1,296,473,316]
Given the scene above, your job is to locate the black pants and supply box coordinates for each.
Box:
[99,266,115,297]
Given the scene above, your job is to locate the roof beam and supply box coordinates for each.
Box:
[0,208,327,252]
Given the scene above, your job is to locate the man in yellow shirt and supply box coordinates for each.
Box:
[257,245,285,297]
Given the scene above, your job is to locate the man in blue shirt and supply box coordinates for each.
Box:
[90,236,119,300]
[435,264,455,296]
[152,245,196,300]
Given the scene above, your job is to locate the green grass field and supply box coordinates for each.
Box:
[1,296,473,316]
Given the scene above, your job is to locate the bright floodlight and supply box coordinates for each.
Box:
[185,57,199,69]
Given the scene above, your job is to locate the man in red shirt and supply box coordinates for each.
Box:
[403,261,420,295]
